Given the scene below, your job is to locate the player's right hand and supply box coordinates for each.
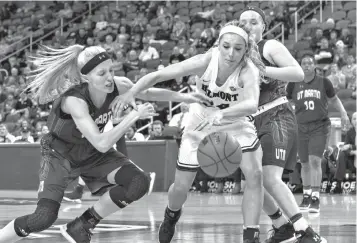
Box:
[136,103,158,119]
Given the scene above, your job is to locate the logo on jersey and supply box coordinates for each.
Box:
[297,89,321,100]
[275,148,286,161]
[94,111,113,132]
[201,84,239,102]
[229,86,237,91]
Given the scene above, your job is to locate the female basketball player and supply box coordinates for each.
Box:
[112,22,265,243]
[0,45,211,243]
[239,6,326,243]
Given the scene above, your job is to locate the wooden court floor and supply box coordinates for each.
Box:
[0,191,355,243]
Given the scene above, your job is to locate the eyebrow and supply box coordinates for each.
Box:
[223,42,244,46]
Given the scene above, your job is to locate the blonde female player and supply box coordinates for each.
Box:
[112,22,265,243]
[239,6,326,243]
[0,45,210,243]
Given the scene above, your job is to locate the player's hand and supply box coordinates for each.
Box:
[181,93,213,107]
[194,111,223,131]
[110,91,137,115]
[341,113,351,131]
[135,103,158,120]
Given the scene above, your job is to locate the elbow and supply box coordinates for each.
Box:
[96,139,111,153]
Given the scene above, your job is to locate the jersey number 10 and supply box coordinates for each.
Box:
[304,100,315,110]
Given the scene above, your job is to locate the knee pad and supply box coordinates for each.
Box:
[110,165,150,208]
[14,198,60,236]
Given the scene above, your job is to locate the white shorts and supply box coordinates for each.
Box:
[177,107,260,172]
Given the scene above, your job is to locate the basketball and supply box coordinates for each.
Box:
[197,132,242,178]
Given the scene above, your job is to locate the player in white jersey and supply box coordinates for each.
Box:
[112,21,266,243]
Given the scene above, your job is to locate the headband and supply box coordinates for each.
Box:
[218,25,249,44]
[241,6,266,24]
[80,51,111,75]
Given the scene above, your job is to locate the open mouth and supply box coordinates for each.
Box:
[106,83,113,88]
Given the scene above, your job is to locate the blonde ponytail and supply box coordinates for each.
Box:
[27,45,84,104]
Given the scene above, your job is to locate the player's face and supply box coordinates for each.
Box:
[239,11,264,42]
[87,59,115,93]
[218,33,247,68]
[301,57,315,75]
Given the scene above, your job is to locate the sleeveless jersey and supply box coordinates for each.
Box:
[46,83,118,165]
[192,47,250,126]
[287,74,335,124]
[257,40,287,106]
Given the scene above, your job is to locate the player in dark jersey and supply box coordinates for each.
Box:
[239,6,326,243]
[287,54,350,213]
[0,45,210,243]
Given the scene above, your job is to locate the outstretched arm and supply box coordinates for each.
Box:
[127,53,211,97]
[264,39,305,82]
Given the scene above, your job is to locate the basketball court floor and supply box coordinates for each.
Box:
[0,190,355,242]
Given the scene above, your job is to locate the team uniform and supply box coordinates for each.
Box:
[176,47,260,172]
[40,82,137,203]
[254,40,298,172]
[286,74,335,163]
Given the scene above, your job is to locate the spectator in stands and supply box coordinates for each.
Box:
[198,28,216,51]
[185,46,198,59]
[52,30,66,47]
[83,19,94,37]
[341,55,357,90]
[328,30,339,48]
[86,37,95,47]
[0,86,7,103]
[4,92,16,109]
[147,120,165,140]
[0,124,15,143]
[14,128,34,143]
[171,15,187,41]
[35,124,49,142]
[138,37,159,63]
[125,125,145,141]
[115,34,130,54]
[75,28,88,45]
[143,24,156,42]
[314,37,334,68]
[30,14,39,31]
[123,50,140,73]
[155,22,171,41]
[334,40,349,68]
[327,63,346,91]
[176,36,190,54]
[108,9,121,29]
[323,18,338,39]
[310,28,324,52]
[14,90,32,119]
[3,56,19,74]
[120,17,131,34]
[112,51,124,75]
[340,28,355,49]
[331,112,356,193]
[102,34,118,54]
[302,18,319,41]
[168,102,190,132]
[96,14,108,31]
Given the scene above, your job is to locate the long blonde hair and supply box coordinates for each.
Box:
[27,45,107,104]
[217,20,266,82]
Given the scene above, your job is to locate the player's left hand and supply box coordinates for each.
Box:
[341,113,351,131]
[181,93,213,107]
[194,111,223,131]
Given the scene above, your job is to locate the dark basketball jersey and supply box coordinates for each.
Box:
[286,74,335,124]
[46,83,119,165]
[257,40,287,106]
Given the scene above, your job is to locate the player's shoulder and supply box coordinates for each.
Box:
[240,60,259,77]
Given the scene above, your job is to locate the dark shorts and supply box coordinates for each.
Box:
[298,119,331,163]
[38,136,133,203]
[254,103,298,173]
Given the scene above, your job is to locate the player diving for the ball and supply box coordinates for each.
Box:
[111,21,266,243]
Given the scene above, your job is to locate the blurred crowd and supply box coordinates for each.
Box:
[0,0,355,194]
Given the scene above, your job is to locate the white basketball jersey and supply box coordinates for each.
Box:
[190,47,249,126]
